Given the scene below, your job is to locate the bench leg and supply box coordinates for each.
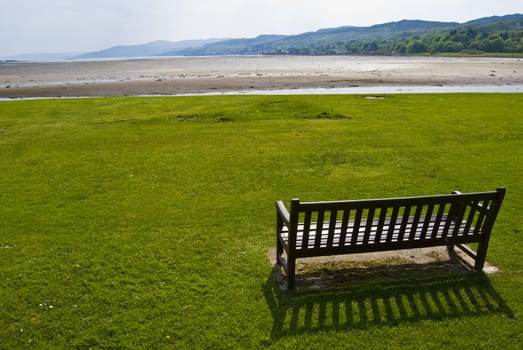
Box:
[474,241,488,271]
[287,257,296,290]
[453,243,487,271]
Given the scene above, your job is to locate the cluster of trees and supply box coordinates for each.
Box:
[396,27,523,54]
[268,22,523,56]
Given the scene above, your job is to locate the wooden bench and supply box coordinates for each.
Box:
[276,187,506,289]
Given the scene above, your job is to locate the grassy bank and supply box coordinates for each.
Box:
[1,94,522,348]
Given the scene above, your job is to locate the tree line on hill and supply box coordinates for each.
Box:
[268,20,523,56]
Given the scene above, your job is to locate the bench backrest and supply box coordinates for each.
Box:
[286,187,505,253]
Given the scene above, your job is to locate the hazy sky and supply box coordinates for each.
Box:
[2,0,523,56]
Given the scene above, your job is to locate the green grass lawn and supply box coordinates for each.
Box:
[1,94,522,349]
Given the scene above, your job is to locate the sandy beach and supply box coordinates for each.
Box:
[1,56,522,98]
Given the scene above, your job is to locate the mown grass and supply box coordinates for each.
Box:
[0,94,522,349]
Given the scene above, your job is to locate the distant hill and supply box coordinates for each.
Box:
[75,39,226,59]
[175,20,459,55]
[174,14,522,56]
[160,35,287,56]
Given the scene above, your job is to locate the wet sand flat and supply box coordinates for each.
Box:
[1,55,522,98]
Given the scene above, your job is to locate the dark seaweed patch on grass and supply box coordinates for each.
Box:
[175,113,233,122]
[176,114,199,121]
[315,111,352,120]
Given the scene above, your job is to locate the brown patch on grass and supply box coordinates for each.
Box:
[267,246,499,290]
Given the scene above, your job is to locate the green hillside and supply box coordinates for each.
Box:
[177,14,523,56]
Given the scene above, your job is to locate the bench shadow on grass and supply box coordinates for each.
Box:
[264,254,514,339]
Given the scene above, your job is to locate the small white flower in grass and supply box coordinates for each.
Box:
[38,301,55,310]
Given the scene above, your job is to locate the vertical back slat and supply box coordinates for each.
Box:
[350,208,363,246]
[363,207,376,244]
[314,210,325,248]
[431,203,447,239]
[450,200,468,237]
[398,206,412,242]
[376,206,388,243]
[387,206,400,243]
[303,210,312,249]
[462,201,478,236]
[327,210,338,247]
[442,202,456,238]
[420,204,435,240]
[473,199,491,235]
[340,209,350,247]
[408,205,423,240]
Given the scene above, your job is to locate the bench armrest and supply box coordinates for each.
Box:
[276,201,290,227]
